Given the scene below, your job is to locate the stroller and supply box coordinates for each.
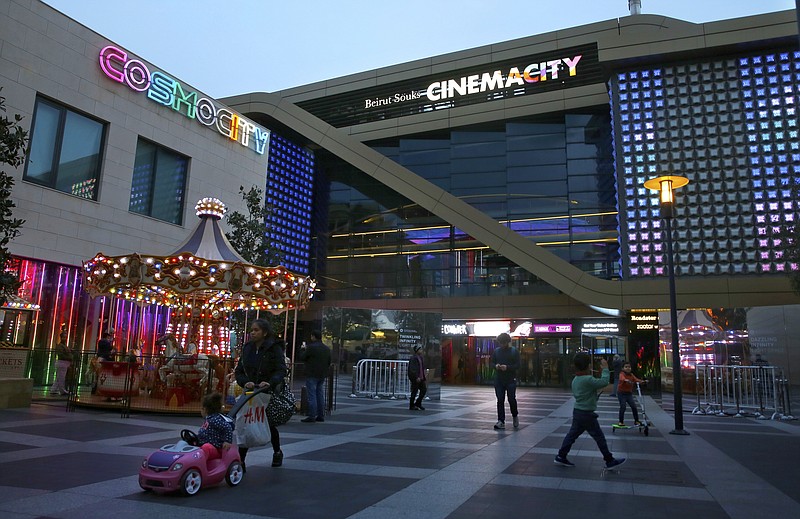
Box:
[611,381,652,436]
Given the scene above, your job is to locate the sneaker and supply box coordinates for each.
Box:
[605,458,626,469]
[554,455,575,467]
[493,421,505,430]
[315,417,325,422]
[241,461,247,473]
[616,422,625,426]
[409,405,420,411]
[416,404,426,411]
[271,451,283,467]
[512,416,519,428]
[634,421,642,426]
[301,417,316,423]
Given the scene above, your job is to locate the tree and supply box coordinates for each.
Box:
[225,185,281,266]
[0,88,27,306]
[224,185,287,343]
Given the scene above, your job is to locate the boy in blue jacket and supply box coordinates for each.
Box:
[554,353,626,469]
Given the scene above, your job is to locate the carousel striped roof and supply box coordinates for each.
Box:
[168,198,246,263]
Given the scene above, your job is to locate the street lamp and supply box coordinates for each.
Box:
[644,174,690,435]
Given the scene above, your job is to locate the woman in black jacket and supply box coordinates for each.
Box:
[234,318,287,470]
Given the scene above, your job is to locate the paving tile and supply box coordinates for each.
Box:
[292,441,472,469]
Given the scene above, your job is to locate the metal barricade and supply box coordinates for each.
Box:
[693,364,794,420]
[350,359,410,399]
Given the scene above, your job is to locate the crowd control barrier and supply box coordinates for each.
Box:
[350,359,411,399]
[693,364,794,420]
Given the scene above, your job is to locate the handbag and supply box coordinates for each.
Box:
[266,381,296,426]
[234,390,272,448]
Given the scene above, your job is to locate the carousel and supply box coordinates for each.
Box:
[77,198,316,413]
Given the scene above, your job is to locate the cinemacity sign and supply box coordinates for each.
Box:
[99,46,269,155]
[364,53,584,110]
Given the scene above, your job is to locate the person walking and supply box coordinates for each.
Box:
[234,319,287,471]
[51,331,73,396]
[492,332,520,429]
[408,344,427,410]
[554,353,626,469]
[300,330,331,423]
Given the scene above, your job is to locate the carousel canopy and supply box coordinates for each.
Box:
[82,198,316,314]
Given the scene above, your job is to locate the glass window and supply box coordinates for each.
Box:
[129,138,188,225]
[24,97,105,200]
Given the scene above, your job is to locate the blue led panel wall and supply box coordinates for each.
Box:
[610,50,800,278]
[265,133,314,275]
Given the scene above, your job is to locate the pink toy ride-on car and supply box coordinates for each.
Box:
[139,428,242,495]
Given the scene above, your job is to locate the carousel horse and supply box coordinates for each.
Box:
[155,334,218,399]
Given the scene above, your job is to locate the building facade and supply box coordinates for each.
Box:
[0,0,313,384]
[3,1,800,387]
[224,9,800,385]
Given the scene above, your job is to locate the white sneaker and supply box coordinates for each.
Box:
[494,421,505,430]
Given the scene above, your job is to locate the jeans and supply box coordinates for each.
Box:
[52,360,70,393]
[410,379,427,407]
[305,377,326,419]
[557,409,614,462]
[494,379,518,422]
[617,392,639,423]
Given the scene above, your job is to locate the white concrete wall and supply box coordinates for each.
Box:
[0,0,268,267]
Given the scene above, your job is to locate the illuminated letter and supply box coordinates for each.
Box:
[481,71,504,91]
[466,74,480,94]
[523,64,540,83]
[216,109,234,138]
[99,45,126,83]
[426,82,442,101]
[195,97,216,126]
[253,127,269,155]
[229,114,240,141]
[563,55,582,76]
[172,82,197,118]
[546,60,561,79]
[124,59,151,92]
[447,78,467,98]
[239,120,255,147]
[504,67,524,88]
[147,71,175,106]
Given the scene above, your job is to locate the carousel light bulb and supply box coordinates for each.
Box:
[247,268,255,274]
[120,258,128,264]
[209,277,215,282]
[146,258,153,264]
[220,263,228,270]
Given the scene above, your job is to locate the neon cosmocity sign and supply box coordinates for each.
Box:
[364,54,583,109]
[99,46,269,155]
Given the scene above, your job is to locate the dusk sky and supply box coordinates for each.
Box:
[43,0,796,98]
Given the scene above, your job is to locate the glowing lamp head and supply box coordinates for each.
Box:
[195,198,227,219]
[643,175,689,219]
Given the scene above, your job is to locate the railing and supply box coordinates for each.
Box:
[693,364,795,420]
[65,352,235,417]
[350,359,411,399]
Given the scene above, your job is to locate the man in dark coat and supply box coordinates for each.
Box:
[408,344,427,410]
[299,330,332,422]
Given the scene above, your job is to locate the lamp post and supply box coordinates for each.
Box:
[644,175,690,435]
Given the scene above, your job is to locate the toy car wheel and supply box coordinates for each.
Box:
[226,461,244,486]
[180,468,202,496]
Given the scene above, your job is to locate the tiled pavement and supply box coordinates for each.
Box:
[1,385,799,519]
